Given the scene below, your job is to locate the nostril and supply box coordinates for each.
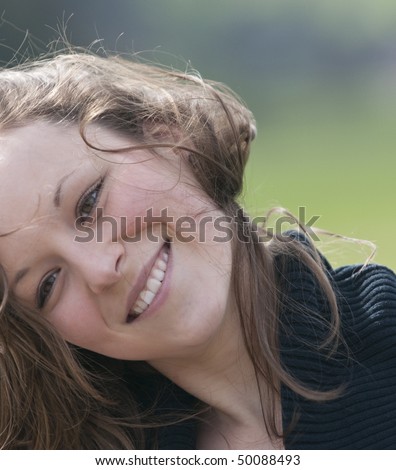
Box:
[115,253,122,274]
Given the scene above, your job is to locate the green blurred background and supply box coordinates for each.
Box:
[1,0,394,269]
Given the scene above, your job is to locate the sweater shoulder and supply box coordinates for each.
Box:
[280,250,396,449]
[333,263,396,353]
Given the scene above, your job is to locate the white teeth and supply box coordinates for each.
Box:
[147,278,162,292]
[141,290,155,305]
[130,244,169,317]
[152,269,165,282]
[135,299,148,310]
[156,259,167,271]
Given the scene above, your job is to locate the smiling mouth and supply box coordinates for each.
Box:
[127,242,170,322]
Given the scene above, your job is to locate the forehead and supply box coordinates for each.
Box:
[0,121,92,164]
[0,121,87,175]
[0,122,86,229]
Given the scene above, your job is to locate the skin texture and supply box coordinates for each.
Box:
[0,121,234,363]
[0,121,283,448]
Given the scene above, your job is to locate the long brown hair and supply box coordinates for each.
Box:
[0,50,341,448]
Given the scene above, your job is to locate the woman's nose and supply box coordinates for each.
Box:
[73,211,126,293]
[69,238,124,295]
[52,215,125,294]
[84,246,123,294]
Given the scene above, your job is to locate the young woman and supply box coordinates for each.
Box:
[0,51,395,450]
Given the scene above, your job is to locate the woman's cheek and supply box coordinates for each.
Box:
[106,189,177,242]
[48,298,107,349]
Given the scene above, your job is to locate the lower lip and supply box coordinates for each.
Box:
[128,243,172,323]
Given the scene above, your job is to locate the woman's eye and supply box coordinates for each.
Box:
[36,270,59,309]
[76,179,104,223]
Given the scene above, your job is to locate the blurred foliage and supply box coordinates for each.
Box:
[0,0,395,269]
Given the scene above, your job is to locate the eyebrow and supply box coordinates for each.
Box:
[53,170,77,208]
[13,267,30,288]
[12,170,77,289]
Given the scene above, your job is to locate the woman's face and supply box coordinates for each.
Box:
[0,121,234,362]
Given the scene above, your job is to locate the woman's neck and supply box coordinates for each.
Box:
[149,311,283,449]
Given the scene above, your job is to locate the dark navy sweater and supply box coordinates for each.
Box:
[152,244,396,449]
[279,255,396,449]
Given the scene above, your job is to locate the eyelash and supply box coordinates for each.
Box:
[36,269,60,309]
[76,178,104,223]
[36,178,105,309]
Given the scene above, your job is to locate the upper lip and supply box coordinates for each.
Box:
[125,243,166,320]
